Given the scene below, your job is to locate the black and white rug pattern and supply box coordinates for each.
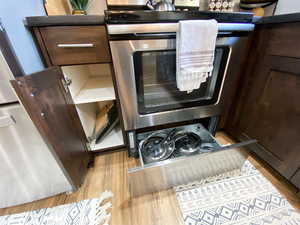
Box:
[175,161,300,225]
[0,190,113,225]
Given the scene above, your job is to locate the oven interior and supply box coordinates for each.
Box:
[134,46,230,114]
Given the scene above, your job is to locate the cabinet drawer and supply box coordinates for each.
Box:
[128,124,256,196]
[39,26,111,66]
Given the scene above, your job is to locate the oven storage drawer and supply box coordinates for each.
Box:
[128,125,256,196]
[39,26,111,66]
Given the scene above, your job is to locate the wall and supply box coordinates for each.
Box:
[275,0,300,15]
[87,0,107,15]
[0,0,46,74]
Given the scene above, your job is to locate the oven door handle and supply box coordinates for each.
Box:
[134,32,175,36]
[113,31,241,40]
[107,23,255,35]
[133,32,176,38]
[132,31,241,38]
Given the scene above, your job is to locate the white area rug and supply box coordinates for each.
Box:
[0,191,113,225]
[175,161,300,225]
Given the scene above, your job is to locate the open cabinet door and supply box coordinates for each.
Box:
[11,67,89,189]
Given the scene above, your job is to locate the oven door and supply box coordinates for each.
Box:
[111,38,232,130]
[134,46,230,115]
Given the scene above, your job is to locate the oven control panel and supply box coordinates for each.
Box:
[175,0,200,7]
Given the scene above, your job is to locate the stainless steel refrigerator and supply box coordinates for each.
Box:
[0,40,72,208]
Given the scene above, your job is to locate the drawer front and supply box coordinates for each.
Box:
[128,148,247,196]
[40,26,111,66]
[128,125,257,196]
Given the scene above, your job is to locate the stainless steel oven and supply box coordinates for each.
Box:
[108,23,254,131]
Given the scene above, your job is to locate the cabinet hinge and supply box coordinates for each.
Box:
[86,142,91,151]
[61,76,72,93]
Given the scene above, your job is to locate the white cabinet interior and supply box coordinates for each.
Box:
[62,64,115,104]
[90,124,124,151]
[62,64,124,151]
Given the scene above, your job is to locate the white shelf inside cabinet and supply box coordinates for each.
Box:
[89,125,124,151]
[74,76,116,104]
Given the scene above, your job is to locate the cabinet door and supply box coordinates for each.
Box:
[11,67,89,188]
[236,55,300,179]
[225,23,300,182]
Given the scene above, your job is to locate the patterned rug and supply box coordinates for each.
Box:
[175,161,300,225]
[0,190,113,225]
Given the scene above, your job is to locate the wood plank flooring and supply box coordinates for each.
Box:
[0,133,299,225]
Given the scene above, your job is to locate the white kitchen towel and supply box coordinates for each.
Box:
[176,19,218,93]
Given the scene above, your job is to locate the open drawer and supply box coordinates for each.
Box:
[128,124,256,196]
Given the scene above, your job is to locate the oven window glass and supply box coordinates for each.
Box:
[134,47,230,114]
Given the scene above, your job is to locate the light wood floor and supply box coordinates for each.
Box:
[0,133,299,225]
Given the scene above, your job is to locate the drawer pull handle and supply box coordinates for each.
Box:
[57,43,94,48]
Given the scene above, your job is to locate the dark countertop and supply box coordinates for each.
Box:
[25,12,253,27]
[24,12,300,27]
[25,15,105,27]
[105,11,254,24]
[256,13,300,25]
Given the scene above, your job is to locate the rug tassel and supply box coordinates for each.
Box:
[102,214,111,225]
[95,212,111,225]
[96,190,113,207]
[93,190,113,225]
[96,202,112,216]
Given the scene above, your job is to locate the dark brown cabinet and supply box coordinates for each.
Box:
[28,23,125,152]
[14,22,126,189]
[11,67,90,188]
[225,22,300,186]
